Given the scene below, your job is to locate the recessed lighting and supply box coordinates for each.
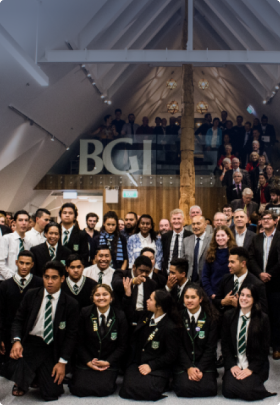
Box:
[263,100,267,104]
[87,74,91,78]
[81,64,86,68]
[66,146,70,150]
[100,95,105,99]
[92,82,96,85]
[107,100,112,105]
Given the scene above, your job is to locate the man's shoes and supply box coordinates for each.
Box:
[273,351,280,360]
[216,355,224,368]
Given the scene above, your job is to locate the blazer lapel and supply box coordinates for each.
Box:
[198,236,209,261]
[53,290,66,339]
[267,232,278,262]
[27,288,45,333]
[43,242,52,261]
[230,312,239,355]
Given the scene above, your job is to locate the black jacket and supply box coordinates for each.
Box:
[61,227,89,266]
[254,185,271,206]
[0,225,12,236]
[214,272,268,313]
[61,276,97,310]
[178,309,217,372]
[30,242,72,277]
[261,124,276,145]
[232,229,256,250]
[222,169,251,188]
[226,184,247,203]
[11,287,79,362]
[161,230,192,277]
[168,280,192,312]
[76,305,128,368]
[222,309,270,382]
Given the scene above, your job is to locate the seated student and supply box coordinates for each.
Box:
[165,258,191,311]
[0,251,43,364]
[119,290,181,401]
[30,222,72,277]
[222,285,276,401]
[112,255,157,321]
[5,261,79,400]
[140,247,166,288]
[70,284,128,397]
[61,254,97,310]
[173,284,219,398]
[214,247,267,313]
[83,246,115,287]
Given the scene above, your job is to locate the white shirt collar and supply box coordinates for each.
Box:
[46,241,58,251]
[97,266,111,275]
[15,272,31,282]
[13,231,24,240]
[187,306,202,323]
[239,309,251,319]
[139,232,151,242]
[151,313,166,324]
[30,227,44,236]
[67,276,84,288]
[235,228,247,236]
[234,270,248,284]
[264,228,276,238]
[97,307,110,321]
[43,288,61,300]
[195,231,206,241]
[61,225,74,234]
[173,229,184,237]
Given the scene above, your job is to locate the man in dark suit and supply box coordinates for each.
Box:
[231,188,258,219]
[232,209,255,250]
[6,260,79,400]
[226,172,247,203]
[214,247,267,313]
[261,114,276,145]
[248,210,280,359]
[165,258,191,311]
[161,209,192,277]
[59,203,89,266]
[222,158,251,189]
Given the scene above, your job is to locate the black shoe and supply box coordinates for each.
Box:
[216,355,224,368]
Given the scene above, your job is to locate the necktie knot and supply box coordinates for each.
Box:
[149,319,156,327]
[47,294,53,301]
[98,272,103,284]
[73,284,79,294]
[19,238,24,253]
[20,278,26,286]
[63,230,70,245]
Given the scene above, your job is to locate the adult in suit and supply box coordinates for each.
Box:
[119,290,181,401]
[226,172,246,203]
[182,216,211,282]
[222,158,251,188]
[232,210,256,250]
[161,208,192,277]
[30,222,72,277]
[222,285,276,401]
[231,188,258,220]
[248,210,280,359]
[165,258,191,311]
[140,247,166,289]
[70,284,128,397]
[214,247,267,313]
[5,260,79,400]
[59,203,89,266]
[173,284,219,398]
[184,205,213,237]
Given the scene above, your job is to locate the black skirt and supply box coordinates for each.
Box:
[70,366,118,397]
[173,371,217,398]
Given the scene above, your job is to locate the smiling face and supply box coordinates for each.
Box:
[239,288,253,312]
[170,214,184,232]
[213,214,227,228]
[139,217,152,237]
[191,216,207,237]
[45,226,60,246]
[93,286,112,311]
[251,152,259,161]
[215,230,230,248]
[95,249,111,270]
[184,288,202,313]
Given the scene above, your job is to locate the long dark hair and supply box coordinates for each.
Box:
[154,290,182,327]
[184,283,220,322]
[135,214,157,241]
[100,211,120,257]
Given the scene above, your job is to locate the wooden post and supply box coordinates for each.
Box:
[179,0,195,223]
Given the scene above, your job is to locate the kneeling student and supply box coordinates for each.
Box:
[70,284,128,397]
[173,284,218,398]
[119,290,181,401]
[5,261,79,401]
[222,285,276,401]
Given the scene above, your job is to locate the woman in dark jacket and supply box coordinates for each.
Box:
[222,285,276,401]
[173,284,219,398]
[70,284,128,397]
[119,290,181,401]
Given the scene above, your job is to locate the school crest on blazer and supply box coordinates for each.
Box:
[151,341,160,349]
[73,244,79,251]
[59,321,66,330]
[111,332,117,340]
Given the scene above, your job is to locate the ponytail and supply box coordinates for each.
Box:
[154,290,182,327]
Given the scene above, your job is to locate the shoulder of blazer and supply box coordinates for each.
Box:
[183,234,195,244]
[224,307,237,324]
[80,303,95,318]
[30,242,48,253]
[183,230,193,238]
[61,289,79,309]
[146,277,157,289]
[162,231,173,243]
[244,271,262,286]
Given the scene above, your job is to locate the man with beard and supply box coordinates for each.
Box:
[122,212,138,241]
[158,219,172,237]
[84,213,99,263]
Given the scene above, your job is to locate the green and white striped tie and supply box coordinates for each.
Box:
[98,272,103,284]
[43,295,54,345]
[63,230,69,245]
[19,238,24,253]
[232,279,239,296]
[238,315,248,354]
[49,246,55,260]
[73,284,79,294]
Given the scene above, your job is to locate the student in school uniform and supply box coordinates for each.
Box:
[222,285,276,401]
[61,254,97,310]
[83,246,115,287]
[140,247,166,288]
[30,222,72,277]
[119,290,181,401]
[5,261,79,400]
[165,258,191,311]
[173,284,219,398]
[70,284,128,397]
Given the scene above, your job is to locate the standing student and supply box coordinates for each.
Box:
[119,290,181,401]
[84,246,115,287]
[30,222,72,277]
[91,211,128,270]
[61,254,97,310]
[0,210,31,280]
[5,261,79,400]
[70,284,128,397]
[222,285,276,401]
[165,258,191,311]
[173,284,218,398]
[25,208,50,247]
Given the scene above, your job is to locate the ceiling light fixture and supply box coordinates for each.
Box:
[196,101,208,114]
[198,79,209,90]
[167,100,179,115]
[166,78,177,90]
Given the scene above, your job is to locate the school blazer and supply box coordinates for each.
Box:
[76,305,128,368]
[61,276,97,310]
[169,280,192,312]
[181,234,212,280]
[214,272,268,313]
[30,242,72,277]
[178,309,218,373]
[11,287,79,362]
[161,230,192,277]
[222,309,270,382]
[62,227,89,266]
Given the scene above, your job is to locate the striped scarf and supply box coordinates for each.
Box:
[99,232,124,263]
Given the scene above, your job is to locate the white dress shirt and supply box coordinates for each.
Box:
[61,225,74,244]
[139,233,156,251]
[150,313,166,324]
[195,231,206,258]
[235,229,247,247]
[67,276,84,289]
[83,264,114,287]
[237,310,251,370]
[14,272,31,283]
[233,271,248,291]
[211,128,218,148]
[97,307,110,325]
[25,227,46,247]
[187,306,202,322]
[168,229,185,271]
[132,269,144,311]
[0,231,32,280]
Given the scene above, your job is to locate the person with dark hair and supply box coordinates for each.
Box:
[247,211,260,233]
[112,255,157,322]
[214,247,267,313]
[5,212,13,227]
[0,251,43,366]
[0,221,12,238]
[84,213,99,239]
[254,173,270,210]
[195,113,212,136]
[30,222,72,277]
[222,285,276,400]
[266,164,275,186]
[27,214,36,231]
[119,290,181,401]
[5,260,79,400]
[61,254,97,309]
[111,108,125,135]
[173,284,219,398]
[222,204,234,227]
[140,247,166,289]
[136,116,153,135]
[165,258,191,311]
[92,114,118,141]
[25,208,50,247]
[127,214,163,271]
[121,113,139,136]
[59,203,89,266]
[122,211,138,241]
[265,187,280,211]
[84,246,114,287]
[70,284,128,397]
[261,114,276,162]
[219,110,228,130]
[232,115,246,157]
[153,116,164,135]
[0,210,31,280]
[217,133,232,162]
[90,211,127,270]
[205,118,222,150]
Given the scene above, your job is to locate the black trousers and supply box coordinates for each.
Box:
[70,366,118,397]
[173,371,217,398]
[267,291,280,351]
[119,363,169,401]
[5,336,64,401]
[222,370,276,401]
